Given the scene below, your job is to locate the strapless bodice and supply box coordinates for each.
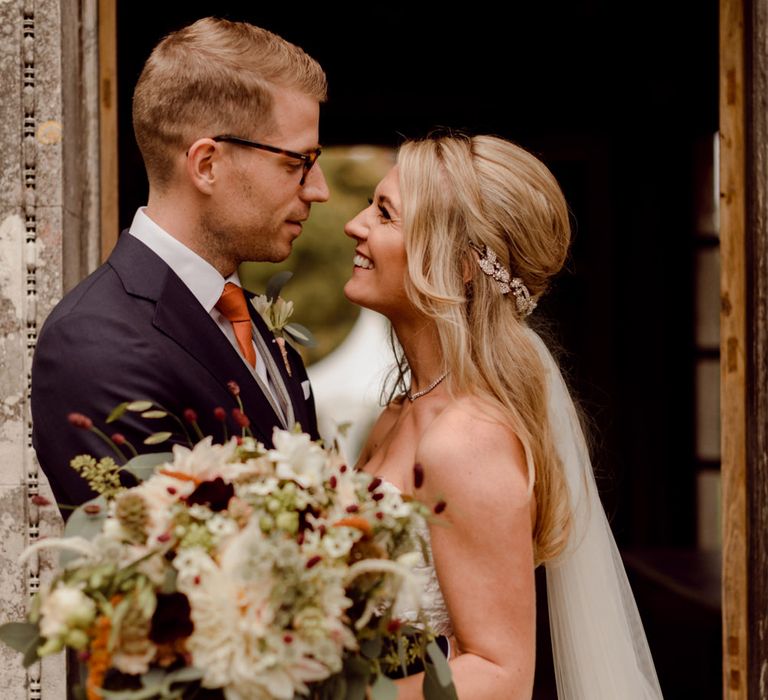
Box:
[380,481,453,637]
[408,513,454,637]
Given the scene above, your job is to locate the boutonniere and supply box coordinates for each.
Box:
[250,271,316,377]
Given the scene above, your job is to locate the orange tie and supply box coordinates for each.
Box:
[215,283,257,368]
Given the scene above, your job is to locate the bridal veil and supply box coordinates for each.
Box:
[528,328,664,699]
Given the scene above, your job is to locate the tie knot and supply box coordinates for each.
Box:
[216,282,251,323]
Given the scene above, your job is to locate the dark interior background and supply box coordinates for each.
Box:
[115,2,720,697]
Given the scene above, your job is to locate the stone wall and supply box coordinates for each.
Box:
[0,1,100,697]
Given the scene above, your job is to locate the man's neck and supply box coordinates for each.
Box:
[144,196,235,277]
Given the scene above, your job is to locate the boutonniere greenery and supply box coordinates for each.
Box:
[251,271,316,376]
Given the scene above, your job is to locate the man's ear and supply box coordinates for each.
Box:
[185,138,219,195]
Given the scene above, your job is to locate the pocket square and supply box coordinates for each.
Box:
[301,380,311,400]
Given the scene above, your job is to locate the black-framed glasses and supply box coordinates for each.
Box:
[212,135,322,186]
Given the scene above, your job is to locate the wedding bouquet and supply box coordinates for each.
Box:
[1,400,456,700]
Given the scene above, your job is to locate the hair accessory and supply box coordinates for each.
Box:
[469,243,538,317]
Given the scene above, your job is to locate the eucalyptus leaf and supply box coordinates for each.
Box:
[163,665,204,685]
[121,452,173,482]
[422,660,458,700]
[109,596,133,649]
[143,432,173,446]
[126,401,154,412]
[360,636,382,659]
[344,655,371,676]
[141,667,166,688]
[343,655,370,700]
[161,565,178,594]
[21,630,42,668]
[397,633,408,677]
[140,410,168,419]
[0,622,39,653]
[426,640,453,687]
[330,674,346,700]
[344,674,368,700]
[106,402,129,424]
[100,685,165,700]
[370,675,397,700]
[61,496,108,563]
[266,270,293,302]
[70,683,87,700]
[284,322,317,347]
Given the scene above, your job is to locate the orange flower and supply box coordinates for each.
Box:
[86,616,111,700]
[333,516,372,538]
[157,469,203,485]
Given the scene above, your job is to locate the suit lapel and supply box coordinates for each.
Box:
[109,233,285,445]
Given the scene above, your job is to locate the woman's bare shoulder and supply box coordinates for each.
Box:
[415,395,530,507]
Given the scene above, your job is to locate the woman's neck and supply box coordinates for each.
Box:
[391,316,445,394]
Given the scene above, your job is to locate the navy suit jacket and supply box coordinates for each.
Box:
[31,232,319,515]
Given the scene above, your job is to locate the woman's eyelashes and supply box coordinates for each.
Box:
[367,197,393,222]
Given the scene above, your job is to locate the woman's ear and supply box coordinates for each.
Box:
[462,252,475,285]
[185,138,219,195]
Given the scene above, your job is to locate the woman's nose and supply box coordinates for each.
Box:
[344,208,368,240]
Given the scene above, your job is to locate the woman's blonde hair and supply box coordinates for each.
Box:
[132,17,327,188]
[396,133,572,564]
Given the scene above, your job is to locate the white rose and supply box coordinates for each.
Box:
[39,586,96,640]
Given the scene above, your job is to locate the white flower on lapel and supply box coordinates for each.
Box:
[249,273,317,379]
[251,294,295,333]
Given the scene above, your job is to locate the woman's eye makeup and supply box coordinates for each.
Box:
[367,197,392,221]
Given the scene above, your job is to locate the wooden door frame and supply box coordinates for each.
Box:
[721,0,768,698]
[99,0,118,260]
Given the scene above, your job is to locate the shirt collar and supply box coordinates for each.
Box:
[128,207,241,312]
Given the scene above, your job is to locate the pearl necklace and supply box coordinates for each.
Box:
[406,371,449,402]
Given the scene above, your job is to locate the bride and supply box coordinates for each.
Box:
[343,132,663,699]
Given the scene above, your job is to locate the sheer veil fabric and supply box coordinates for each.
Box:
[529,328,664,699]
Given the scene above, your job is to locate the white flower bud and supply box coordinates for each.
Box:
[39,586,96,640]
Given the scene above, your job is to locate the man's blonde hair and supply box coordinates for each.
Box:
[395,134,573,565]
[132,17,327,187]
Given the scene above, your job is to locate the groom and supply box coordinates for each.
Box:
[31,17,329,515]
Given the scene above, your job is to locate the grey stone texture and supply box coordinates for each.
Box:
[1,0,100,697]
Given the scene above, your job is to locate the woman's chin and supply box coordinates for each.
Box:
[343,279,377,313]
[343,279,363,306]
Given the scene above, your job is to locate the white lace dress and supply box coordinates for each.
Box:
[408,516,454,638]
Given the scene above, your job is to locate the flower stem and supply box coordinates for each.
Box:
[90,427,127,463]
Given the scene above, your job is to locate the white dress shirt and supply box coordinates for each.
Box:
[128,208,271,387]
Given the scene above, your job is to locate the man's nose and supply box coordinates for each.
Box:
[301,164,330,203]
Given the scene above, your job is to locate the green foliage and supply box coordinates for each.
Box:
[240,146,395,365]
[0,622,39,655]
[121,452,173,482]
[126,401,153,412]
[370,675,398,700]
[143,432,172,446]
[99,665,204,699]
[267,270,294,302]
[62,495,108,550]
[140,410,168,419]
[106,402,129,424]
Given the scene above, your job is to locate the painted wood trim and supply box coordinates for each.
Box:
[720,0,748,697]
[98,0,118,260]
